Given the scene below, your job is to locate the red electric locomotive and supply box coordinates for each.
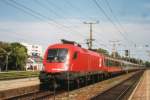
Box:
[39,40,140,85]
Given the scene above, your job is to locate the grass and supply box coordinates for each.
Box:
[0,71,40,80]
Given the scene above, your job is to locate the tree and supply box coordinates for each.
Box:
[0,42,28,71]
[145,61,150,67]
[96,48,109,56]
[9,43,28,70]
[0,42,11,71]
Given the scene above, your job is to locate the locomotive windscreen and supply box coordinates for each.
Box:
[47,48,68,63]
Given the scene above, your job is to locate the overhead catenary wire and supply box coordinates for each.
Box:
[2,0,111,49]
[2,0,130,50]
[64,0,111,49]
[94,40,110,50]
[33,0,62,19]
[1,0,147,61]
[93,0,143,58]
[46,0,109,43]
[1,1,94,47]
[0,0,57,43]
[65,0,109,49]
[64,0,112,46]
[104,0,135,45]
[1,0,44,22]
[46,0,96,35]
[1,0,93,50]
[2,0,84,36]
[65,0,94,20]
[93,0,133,46]
[1,0,65,30]
[105,0,142,58]
[10,0,67,28]
[33,0,88,38]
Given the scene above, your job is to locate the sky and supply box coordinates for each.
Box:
[0,0,150,61]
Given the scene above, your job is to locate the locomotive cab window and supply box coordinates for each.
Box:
[73,52,78,59]
[47,48,68,63]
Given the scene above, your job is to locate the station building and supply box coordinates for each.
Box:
[21,42,43,71]
[21,42,43,57]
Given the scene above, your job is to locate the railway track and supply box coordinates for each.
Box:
[5,70,144,100]
[7,89,66,100]
[6,85,65,100]
[91,70,144,100]
[8,91,53,100]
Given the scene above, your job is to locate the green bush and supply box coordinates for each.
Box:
[0,71,39,80]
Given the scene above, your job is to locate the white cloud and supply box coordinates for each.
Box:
[0,20,89,48]
[0,19,150,60]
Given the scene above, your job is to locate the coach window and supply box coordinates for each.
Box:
[106,59,111,67]
[73,52,78,59]
[106,59,109,66]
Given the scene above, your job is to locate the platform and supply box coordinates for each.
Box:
[129,69,150,100]
[0,77,40,91]
[0,77,40,99]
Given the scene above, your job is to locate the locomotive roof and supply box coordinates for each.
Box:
[48,43,81,48]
